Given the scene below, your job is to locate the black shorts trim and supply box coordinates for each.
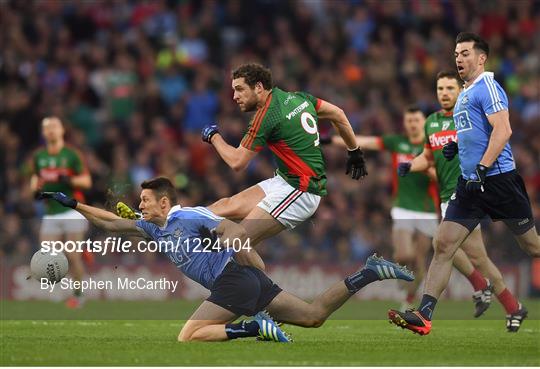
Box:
[207,262,282,317]
[444,170,535,235]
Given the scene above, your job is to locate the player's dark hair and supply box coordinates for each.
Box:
[455,32,489,57]
[404,105,424,115]
[232,63,273,90]
[141,177,178,205]
[436,70,460,83]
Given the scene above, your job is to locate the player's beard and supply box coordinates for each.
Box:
[241,95,259,112]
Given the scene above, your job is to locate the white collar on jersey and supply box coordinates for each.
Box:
[463,71,494,91]
[167,205,182,219]
[158,204,182,230]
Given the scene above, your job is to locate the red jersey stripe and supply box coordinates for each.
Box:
[242,93,273,149]
[315,98,322,111]
[376,136,385,150]
[268,140,317,192]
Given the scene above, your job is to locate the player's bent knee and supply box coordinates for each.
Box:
[298,318,325,328]
[177,325,196,342]
[305,309,327,328]
[177,331,191,342]
[433,236,457,257]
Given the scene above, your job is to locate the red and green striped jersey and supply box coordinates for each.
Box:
[424,110,460,203]
[379,135,437,213]
[240,87,327,196]
[33,146,87,215]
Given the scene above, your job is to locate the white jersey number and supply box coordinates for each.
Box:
[300,112,320,146]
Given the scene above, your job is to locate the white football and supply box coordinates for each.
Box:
[30,250,69,283]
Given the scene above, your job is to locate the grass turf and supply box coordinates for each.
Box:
[1,299,539,366]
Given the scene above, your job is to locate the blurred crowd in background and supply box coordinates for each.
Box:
[1,0,539,267]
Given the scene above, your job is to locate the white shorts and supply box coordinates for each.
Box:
[391,207,438,238]
[440,201,480,230]
[257,175,321,229]
[41,209,89,236]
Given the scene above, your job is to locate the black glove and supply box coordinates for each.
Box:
[57,174,72,185]
[442,140,458,161]
[346,148,368,180]
[198,225,220,251]
[397,162,412,177]
[36,192,78,209]
[465,164,488,194]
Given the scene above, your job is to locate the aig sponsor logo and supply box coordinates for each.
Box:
[454,111,473,133]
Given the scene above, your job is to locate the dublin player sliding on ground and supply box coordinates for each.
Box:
[37,176,414,343]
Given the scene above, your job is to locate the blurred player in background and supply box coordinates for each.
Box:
[388,32,539,335]
[201,63,367,260]
[30,117,92,308]
[330,106,438,310]
[37,177,414,343]
[394,70,525,325]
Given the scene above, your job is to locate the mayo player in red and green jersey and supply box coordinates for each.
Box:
[30,117,92,308]
[201,63,366,264]
[392,71,525,331]
[331,106,438,308]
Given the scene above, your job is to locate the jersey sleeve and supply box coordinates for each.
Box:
[240,110,275,152]
[479,78,509,115]
[295,91,322,112]
[381,135,399,151]
[135,220,158,239]
[423,118,433,149]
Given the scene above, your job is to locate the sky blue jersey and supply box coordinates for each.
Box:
[135,205,233,289]
[453,72,516,180]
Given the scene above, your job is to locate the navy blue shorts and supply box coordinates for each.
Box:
[445,170,535,235]
[207,262,282,317]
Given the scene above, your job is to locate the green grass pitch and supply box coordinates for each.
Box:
[1,299,539,366]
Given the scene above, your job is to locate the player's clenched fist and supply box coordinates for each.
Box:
[397,162,412,177]
[442,140,458,161]
[201,124,220,143]
[465,164,488,194]
[346,148,368,180]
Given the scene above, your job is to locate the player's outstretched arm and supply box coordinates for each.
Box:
[36,192,140,236]
[75,203,140,235]
[331,135,382,151]
[409,147,433,172]
[397,147,435,178]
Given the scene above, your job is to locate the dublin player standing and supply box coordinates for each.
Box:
[388,33,539,335]
[331,106,438,308]
[30,117,92,308]
[202,63,367,255]
[394,70,526,326]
